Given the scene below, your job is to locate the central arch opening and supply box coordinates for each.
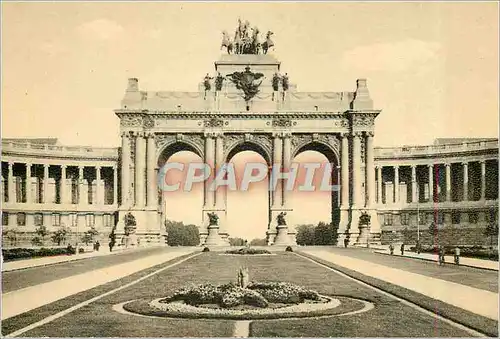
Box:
[225,141,271,244]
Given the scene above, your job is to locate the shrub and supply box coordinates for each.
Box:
[202,247,210,252]
[2,247,74,261]
[225,248,271,255]
[285,246,293,252]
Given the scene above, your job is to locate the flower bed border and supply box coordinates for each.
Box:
[122,296,370,320]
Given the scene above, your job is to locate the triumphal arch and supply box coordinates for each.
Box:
[114,20,381,246]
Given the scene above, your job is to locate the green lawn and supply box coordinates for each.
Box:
[14,251,485,337]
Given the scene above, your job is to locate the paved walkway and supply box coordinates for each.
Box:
[1,245,161,272]
[1,249,194,320]
[374,248,499,271]
[302,249,499,320]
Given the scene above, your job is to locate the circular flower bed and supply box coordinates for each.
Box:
[159,281,321,308]
[130,281,347,319]
[225,248,272,255]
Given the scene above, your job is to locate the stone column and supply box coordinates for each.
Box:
[203,132,222,246]
[445,163,451,201]
[215,133,225,208]
[411,165,417,203]
[113,165,118,205]
[121,132,131,207]
[337,133,350,244]
[352,132,362,207]
[272,132,283,207]
[78,166,85,204]
[365,131,380,236]
[282,132,292,208]
[135,132,146,208]
[60,165,66,204]
[96,166,101,205]
[462,162,468,201]
[393,166,399,204]
[43,164,49,204]
[204,133,215,209]
[340,134,350,207]
[26,163,32,203]
[428,164,434,202]
[377,166,382,204]
[8,161,14,203]
[146,133,157,208]
[365,132,375,208]
[480,160,486,201]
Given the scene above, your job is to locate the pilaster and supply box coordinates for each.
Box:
[146,132,157,208]
[121,131,131,207]
[134,131,146,208]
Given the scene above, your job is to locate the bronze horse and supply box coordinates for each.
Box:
[261,31,274,54]
[221,31,233,54]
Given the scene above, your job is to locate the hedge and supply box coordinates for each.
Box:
[2,246,76,261]
[409,245,498,260]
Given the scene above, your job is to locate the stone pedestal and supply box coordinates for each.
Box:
[124,233,138,248]
[115,209,162,246]
[204,225,224,246]
[273,225,292,245]
[356,225,370,245]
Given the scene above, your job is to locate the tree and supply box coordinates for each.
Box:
[249,238,267,246]
[31,236,42,246]
[35,225,49,245]
[484,220,499,248]
[314,221,335,245]
[402,227,412,244]
[296,224,315,246]
[4,230,20,247]
[51,227,70,246]
[428,222,438,236]
[81,227,99,245]
[165,220,200,246]
[229,237,245,246]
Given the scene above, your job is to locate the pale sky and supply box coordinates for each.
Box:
[2,2,499,239]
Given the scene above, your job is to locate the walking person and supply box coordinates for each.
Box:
[454,246,460,265]
[416,240,421,254]
[95,241,100,252]
[400,243,405,256]
[389,243,394,255]
[438,245,445,265]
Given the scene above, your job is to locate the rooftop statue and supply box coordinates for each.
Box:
[221,19,274,55]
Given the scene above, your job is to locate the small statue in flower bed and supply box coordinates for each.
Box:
[225,247,271,255]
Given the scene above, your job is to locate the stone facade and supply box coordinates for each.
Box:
[374,139,499,245]
[1,140,119,247]
[2,51,498,248]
